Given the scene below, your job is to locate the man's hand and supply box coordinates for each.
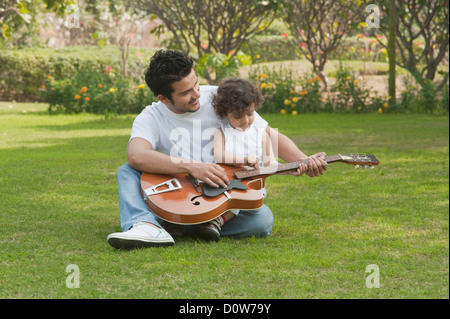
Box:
[291,152,328,177]
[187,162,229,188]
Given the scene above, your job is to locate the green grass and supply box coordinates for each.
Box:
[0,101,448,298]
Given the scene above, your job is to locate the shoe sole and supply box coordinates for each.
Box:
[107,236,174,250]
[190,226,220,242]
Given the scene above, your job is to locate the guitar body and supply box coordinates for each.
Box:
[140,164,265,225]
[140,154,379,225]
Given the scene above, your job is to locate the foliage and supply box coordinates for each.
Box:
[0,46,152,102]
[136,0,278,81]
[0,0,74,47]
[245,34,301,63]
[250,65,299,114]
[249,63,386,114]
[41,69,157,115]
[330,64,373,113]
[368,0,449,92]
[398,74,450,114]
[281,0,362,89]
[196,51,252,84]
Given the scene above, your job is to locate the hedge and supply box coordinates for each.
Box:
[0,46,154,102]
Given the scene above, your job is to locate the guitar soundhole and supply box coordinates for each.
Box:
[191,194,202,206]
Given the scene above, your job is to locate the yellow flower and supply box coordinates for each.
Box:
[256,54,261,59]
[292,110,298,116]
[284,99,291,105]
[378,107,383,114]
[292,97,299,103]
[41,85,46,88]
[109,88,115,93]
[280,109,286,115]
[74,95,81,99]
[51,87,55,91]
[260,83,267,89]
[47,75,52,79]
[383,102,389,108]
[259,73,268,79]
[346,76,352,80]
[138,84,145,89]
[354,79,359,84]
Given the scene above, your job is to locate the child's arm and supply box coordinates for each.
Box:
[213,128,258,167]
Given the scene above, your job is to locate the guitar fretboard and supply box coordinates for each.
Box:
[234,154,342,179]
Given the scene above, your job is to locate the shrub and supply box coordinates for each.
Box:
[330,64,373,113]
[41,69,158,115]
[250,65,299,114]
[245,35,301,62]
[0,46,152,102]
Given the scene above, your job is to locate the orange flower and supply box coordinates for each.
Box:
[74,95,81,99]
[97,84,103,88]
[79,86,88,94]
[300,91,308,96]
[84,97,90,101]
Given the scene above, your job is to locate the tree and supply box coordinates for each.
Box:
[135,0,278,83]
[282,0,362,90]
[369,0,449,92]
[1,0,74,45]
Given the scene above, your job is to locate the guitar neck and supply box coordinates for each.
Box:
[233,154,344,180]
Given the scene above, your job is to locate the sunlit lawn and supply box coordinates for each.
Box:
[0,101,448,298]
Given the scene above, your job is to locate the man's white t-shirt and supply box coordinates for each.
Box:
[130,85,268,163]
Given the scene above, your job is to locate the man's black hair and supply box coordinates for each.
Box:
[144,49,194,100]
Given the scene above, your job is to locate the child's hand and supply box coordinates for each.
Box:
[244,155,259,169]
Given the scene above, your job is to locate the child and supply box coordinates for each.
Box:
[212,77,277,171]
[212,78,278,202]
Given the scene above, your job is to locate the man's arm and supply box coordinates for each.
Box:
[266,126,327,177]
[127,137,229,188]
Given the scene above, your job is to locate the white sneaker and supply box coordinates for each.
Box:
[107,222,174,249]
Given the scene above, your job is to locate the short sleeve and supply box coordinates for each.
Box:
[129,106,160,149]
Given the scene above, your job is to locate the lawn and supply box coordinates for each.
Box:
[0,101,448,299]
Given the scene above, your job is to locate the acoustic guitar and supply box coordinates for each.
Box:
[140,154,379,225]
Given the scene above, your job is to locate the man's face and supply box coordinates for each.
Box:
[158,69,201,114]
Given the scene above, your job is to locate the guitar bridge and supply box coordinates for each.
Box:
[143,178,182,200]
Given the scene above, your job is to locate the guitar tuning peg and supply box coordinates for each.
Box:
[369,165,374,169]
[354,165,359,169]
[361,165,367,169]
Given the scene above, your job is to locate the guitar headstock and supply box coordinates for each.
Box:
[338,154,379,169]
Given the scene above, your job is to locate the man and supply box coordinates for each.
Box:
[107,49,327,250]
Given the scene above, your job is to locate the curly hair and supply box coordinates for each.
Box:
[212,78,264,119]
[144,49,194,99]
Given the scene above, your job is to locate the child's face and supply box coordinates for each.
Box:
[227,103,255,131]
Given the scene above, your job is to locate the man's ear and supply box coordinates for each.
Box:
[157,94,170,105]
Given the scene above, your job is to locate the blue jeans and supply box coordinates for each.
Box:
[117,163,274,238]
